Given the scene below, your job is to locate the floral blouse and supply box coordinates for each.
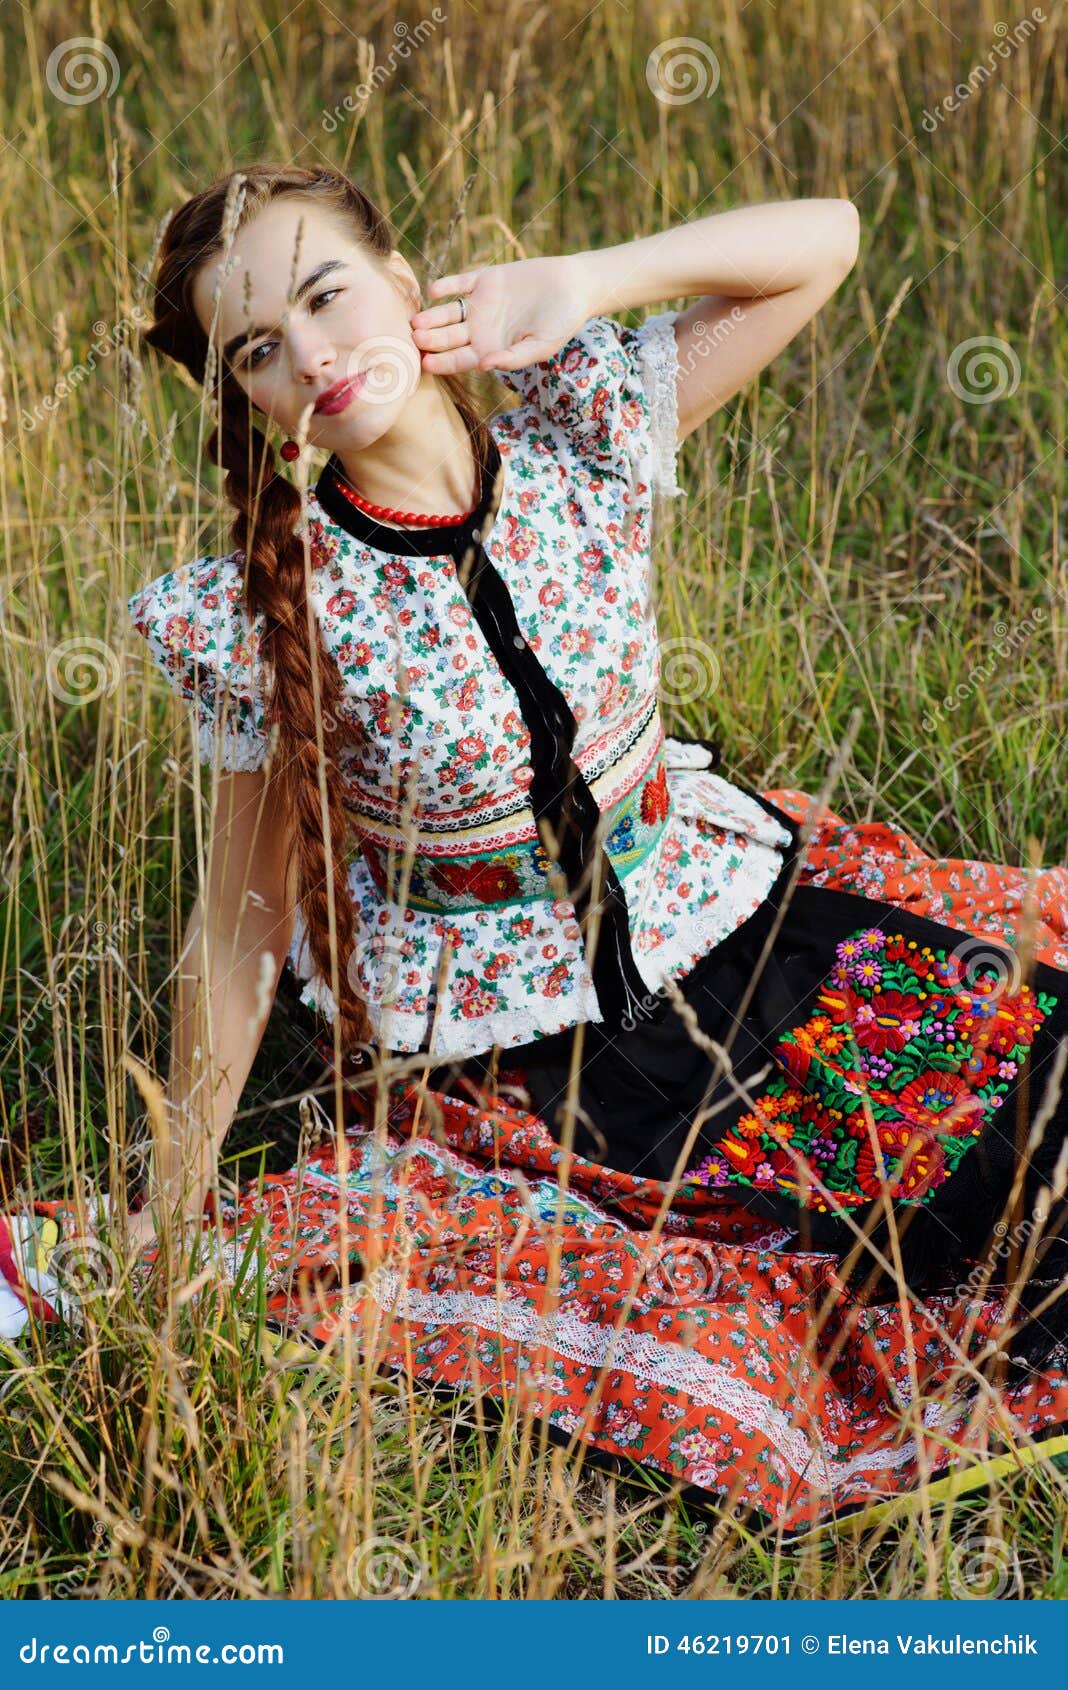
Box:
[126,311,795,1061]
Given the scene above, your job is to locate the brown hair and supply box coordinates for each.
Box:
[140,163,493,1065]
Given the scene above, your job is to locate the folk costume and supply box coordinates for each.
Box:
[103,310,1068,1532]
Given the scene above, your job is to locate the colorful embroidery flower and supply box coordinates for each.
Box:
[685,927,1058,1213]
[895,1070,986,1132]
[640,762,670,825]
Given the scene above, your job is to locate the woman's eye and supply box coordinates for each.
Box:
[245,289,343,370]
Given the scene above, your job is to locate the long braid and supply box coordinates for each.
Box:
[206,395,373,1060]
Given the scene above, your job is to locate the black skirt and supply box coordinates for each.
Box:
[425,852,1068,1383]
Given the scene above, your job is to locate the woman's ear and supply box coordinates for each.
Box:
[386,250,422,316]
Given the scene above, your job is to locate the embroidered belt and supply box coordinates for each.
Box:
[351,741,672,915]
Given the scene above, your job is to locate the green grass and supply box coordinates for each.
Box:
[2,0,1067,1596]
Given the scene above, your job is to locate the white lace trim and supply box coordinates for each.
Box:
[195,717,268,772]
[358,1266,971,1493]
[295,963,607,1061]
[633,310,685,500]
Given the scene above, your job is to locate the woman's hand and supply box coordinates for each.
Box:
[410,253,598,376]
[121,1200,211,1261]
[49,1201,163,1280]
[70,1201,160,1263]
[121,1205,162,1257]
[80,1200,204,1265]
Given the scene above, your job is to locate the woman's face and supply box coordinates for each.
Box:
[192,195,423,451]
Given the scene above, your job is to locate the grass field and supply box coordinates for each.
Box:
[1,0,1067,1597]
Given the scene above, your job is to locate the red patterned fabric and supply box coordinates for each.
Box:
[769,788,1068,971]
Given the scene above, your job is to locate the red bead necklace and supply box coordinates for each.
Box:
[331,464,479,528]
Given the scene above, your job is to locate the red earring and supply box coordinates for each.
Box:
[280,440,300,462]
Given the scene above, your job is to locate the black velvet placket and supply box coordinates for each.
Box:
[314,435,670,1033]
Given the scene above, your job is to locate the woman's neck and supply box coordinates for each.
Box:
[333,383,479,520]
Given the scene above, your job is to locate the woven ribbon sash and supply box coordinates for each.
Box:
[351,741,673,916]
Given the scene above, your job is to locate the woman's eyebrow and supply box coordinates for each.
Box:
[222,258,348,365]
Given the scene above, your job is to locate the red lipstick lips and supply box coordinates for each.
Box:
[313,369,368,415]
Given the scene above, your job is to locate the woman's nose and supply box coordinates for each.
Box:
[288,325,335,384]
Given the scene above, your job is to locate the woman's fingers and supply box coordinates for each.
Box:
[410,304,458,330]
[426,270,481,298]
[411,321,474,351]
[412,270,485,329]
[417,345,486,376]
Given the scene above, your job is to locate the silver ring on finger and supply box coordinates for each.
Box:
[458,297,468,324]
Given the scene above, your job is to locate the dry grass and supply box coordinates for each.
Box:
[1,0,1067,1596]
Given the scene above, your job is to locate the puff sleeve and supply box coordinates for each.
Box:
[126,551,271,771]
[496,310,685,501]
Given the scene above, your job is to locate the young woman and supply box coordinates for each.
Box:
[48,159,1064,1528]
